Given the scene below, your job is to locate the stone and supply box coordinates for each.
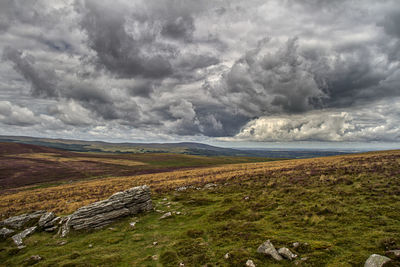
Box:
[224,253,230,259]
[176,186,187,192]
[0,211,46,229]
[38,212,55,228]
[204,183,217,189]
[244,196,250,200]
[364,254,391,267]
[385,250,400,259]
[57,240,67,246]
[44,226,58,232]
[129,222,136,228]
[278,247,297,260]
[153,241,158,246]
[257,240,283,261]
[12,226,37,246]
[160,212,172,219]
[60,185,152,235]
[44,217,61,229]
[88,244,93,248]
[58,216,71,238]
[24,255,42,265]
[175,211,182,215]
[292,242,300,248]
[246,259,256,267]
[152,255,159,260]
[179,263,185,267]
[0,227,15,239]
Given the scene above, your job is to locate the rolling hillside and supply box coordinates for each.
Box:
[0,142,277,191]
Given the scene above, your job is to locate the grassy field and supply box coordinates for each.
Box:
[0,150,400,266]
[0,142,278,192]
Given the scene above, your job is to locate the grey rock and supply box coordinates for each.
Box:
[278,247,297,260]
[224,253,230,259]
[25,255,42,265]
[152,255,159,260]
[160,212,172,219]
[44,217,61,229]
[292,242,300,248]
[58,216,71,238]
[38,212,55,228]
[0,211,46,229]
[61,185,152,235]
[246,259,256,267]
[0,227,15,239]
[257,240,283,261]
[129,222,136,228]
[364,254,391,267]
[176,186,187,191]
[44,226,58,232]
[204,183,217,189]
[12,226,37,246]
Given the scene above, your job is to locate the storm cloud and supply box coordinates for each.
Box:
[0,0,400,143]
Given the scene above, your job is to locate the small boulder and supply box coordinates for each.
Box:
[176,186,187,192]
[364,254,391,267]
[278,247,297,260]
[129,222,136,228]
[246,259,256,267]
[224,253,230,259]
[0,227,15,239]
[24,255,42,265]
[160,212,172,219]
[257,240,283,261]
[152,255,159,261]
[292,242,300,248]
[12,226,37,246]
[204,183,217,189]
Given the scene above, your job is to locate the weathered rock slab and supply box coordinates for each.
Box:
[364,254,391,267]
[38,212,55,228]
[12,226,37,246]
[257,240,283,261]
[61,185,152,235]
[0,211,46,229]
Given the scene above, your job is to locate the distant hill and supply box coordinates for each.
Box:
[0,135,351,158]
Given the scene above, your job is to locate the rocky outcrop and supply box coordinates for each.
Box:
[364,254,391,267]
[0,211,46,229]
[60,185,152,236]
[12,226,37,246]
[257,240,283,261]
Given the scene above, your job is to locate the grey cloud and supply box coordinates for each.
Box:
[1,0,400,142]
[2,47,58,97]
[161,15,195,41]
[0,101,38,126]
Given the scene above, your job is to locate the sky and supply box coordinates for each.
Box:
[0,0,400,148]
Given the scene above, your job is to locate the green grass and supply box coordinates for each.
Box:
[1,173,399,266]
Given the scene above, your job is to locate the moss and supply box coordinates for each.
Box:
[160,251,179,266]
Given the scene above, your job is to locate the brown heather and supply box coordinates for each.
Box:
[1,150,399,218]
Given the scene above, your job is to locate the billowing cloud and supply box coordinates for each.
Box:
[0,0,399,143]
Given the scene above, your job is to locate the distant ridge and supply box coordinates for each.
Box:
[0,135,351,158]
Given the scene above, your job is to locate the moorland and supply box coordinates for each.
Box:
[0,143,399,266]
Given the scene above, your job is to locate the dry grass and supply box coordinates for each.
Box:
[1,149,399,218]
[9,153,147,167]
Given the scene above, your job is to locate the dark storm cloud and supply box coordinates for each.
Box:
[161,15,195,41]
[2,47,58,97]
[0,0,400,142]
